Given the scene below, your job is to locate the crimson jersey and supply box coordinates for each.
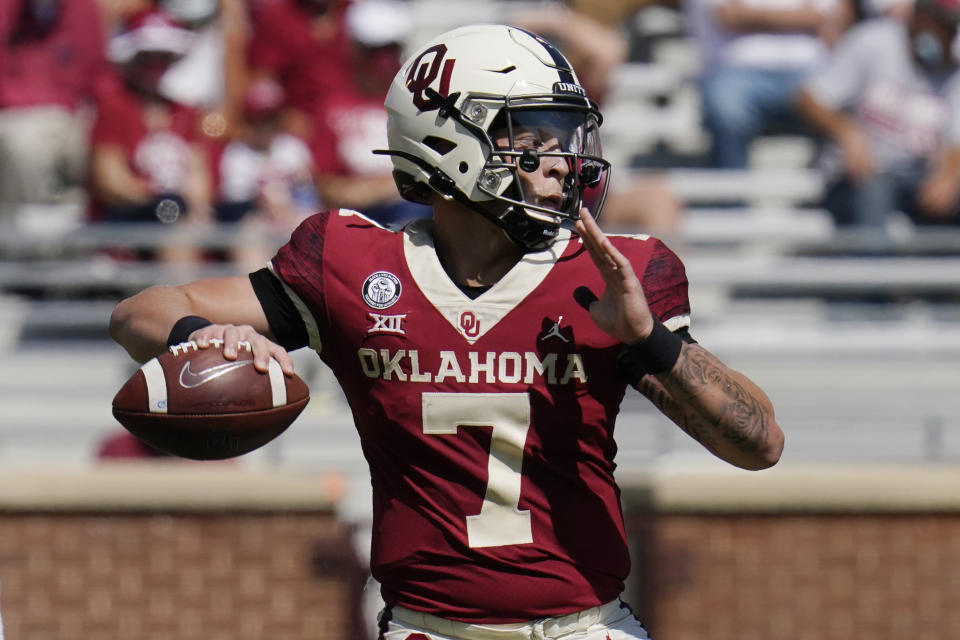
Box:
[247,0,351,117]
[89,76,200,219]
[266,210,690,623]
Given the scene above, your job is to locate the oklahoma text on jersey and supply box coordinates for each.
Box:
[358,348,588,385]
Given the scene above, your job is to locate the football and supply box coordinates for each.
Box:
[112,341,310,460]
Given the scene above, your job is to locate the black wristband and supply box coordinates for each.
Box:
[166,315,213,347]
[615,319,685,383]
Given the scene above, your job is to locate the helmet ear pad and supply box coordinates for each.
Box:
[394,170,435,205]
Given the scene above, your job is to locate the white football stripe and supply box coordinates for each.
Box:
[268,358,287,407]
[141,358,168,414]
[664,313,691,332]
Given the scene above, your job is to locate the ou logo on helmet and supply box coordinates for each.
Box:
[406,44,456,112]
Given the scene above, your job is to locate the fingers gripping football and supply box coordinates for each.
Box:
[187,324,295,376]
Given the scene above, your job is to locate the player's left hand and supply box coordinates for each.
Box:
[574,207,655,345]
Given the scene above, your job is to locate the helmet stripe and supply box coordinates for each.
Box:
[513,27,576,85]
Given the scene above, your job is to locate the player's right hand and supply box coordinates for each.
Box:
[574,207,656,345]
[188,323,295,376]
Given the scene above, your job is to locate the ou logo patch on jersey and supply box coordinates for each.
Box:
[362,271,402,309]
[459,311,480,338]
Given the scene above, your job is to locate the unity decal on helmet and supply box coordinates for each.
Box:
[362,272,402,309]
[406,44,456,112]
[553,82,586,97]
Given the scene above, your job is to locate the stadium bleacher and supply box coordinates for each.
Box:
[1,1,958,515]
[2,197,959,473]
[5,5,960,638]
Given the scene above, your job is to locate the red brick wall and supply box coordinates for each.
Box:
[0,512,362,640]
[626,513,960,640]
[3,470,960,640]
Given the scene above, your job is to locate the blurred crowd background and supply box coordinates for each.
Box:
[0,0,958,476]
[4,0,960,254]
[0,0,958,477]
[2,1,960,637]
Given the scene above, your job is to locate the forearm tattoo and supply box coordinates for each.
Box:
[636,344,769,456]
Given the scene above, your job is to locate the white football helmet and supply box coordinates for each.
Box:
[378,24,610,251]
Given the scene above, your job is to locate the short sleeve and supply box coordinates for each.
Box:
[641,238,691,332]
[267,211,333,352]
[91,81,136,147]
[310,108,348,175]
[246,5,293,75]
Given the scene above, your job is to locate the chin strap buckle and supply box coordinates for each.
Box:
[428,168,456,198]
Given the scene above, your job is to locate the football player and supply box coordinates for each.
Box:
[110,24,783,640]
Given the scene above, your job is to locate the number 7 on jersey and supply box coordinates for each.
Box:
[422,392,534,548]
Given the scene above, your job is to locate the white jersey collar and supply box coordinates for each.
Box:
[403,219,571,344]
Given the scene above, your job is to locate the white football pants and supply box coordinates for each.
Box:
[379,599,651,640]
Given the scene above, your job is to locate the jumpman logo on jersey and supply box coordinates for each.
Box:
[540,316,569,343]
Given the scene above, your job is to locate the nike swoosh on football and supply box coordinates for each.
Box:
[179,359,254,389]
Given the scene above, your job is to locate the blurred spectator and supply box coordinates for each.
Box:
[567,0,667,29]
[218,78,318,223]
[88,10,213,234]
[0,0,107,208]
[511,2,629,104]
[598,175,685,233]
[689,0,854,169]
[863,0,915,19]
[513,2,684,233]
[97,430,170,458]
[95,0,152,35]
[310,0,430,227]
[796,0,960,241]
[216,78,320,267]
[96,428,236,462]
[247,0,352,141]
[157,0,250,143]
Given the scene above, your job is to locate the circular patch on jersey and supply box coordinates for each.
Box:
[362,271,402,309]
